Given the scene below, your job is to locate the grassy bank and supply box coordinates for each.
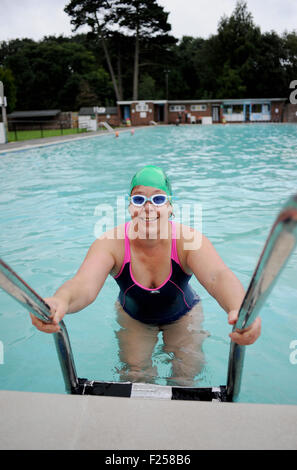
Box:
[8,128,88,142]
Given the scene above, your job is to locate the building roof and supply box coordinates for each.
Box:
[222,98,287,104]
[117,100,167,105]
[8,110,61,119]
[117,98,287,105]
[168,100,222,104]
[79,107,117,115]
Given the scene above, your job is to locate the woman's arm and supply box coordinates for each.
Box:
[55,238,115,313]
[186,231,261,345]
[30,236,116,334]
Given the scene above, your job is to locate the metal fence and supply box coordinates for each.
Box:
[7,119,87,141]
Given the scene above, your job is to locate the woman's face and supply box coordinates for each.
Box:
[129,185,172,239]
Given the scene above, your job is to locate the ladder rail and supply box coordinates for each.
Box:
[226,194,297,401]
[99,121,114,132]
[0,259,79,393]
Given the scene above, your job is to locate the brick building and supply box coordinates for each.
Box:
[117,101,167,126]
[116,98,290,125]
[283,103,297,123]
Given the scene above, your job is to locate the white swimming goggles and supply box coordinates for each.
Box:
[129,194,170,207]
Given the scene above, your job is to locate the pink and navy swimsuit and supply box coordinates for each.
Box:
[114,221,200,325]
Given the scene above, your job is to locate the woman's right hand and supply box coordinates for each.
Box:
[30,296,69,334]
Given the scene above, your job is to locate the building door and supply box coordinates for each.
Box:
[154,104,164,122]
[121,105,130,120]
[245,104,250,122]
[212,106,220,122]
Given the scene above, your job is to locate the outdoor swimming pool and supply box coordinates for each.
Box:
[0,123,297,404]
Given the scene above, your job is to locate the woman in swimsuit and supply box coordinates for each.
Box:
[31,165,261,385]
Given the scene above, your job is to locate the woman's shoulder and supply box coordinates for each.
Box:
[174,222,203,252]
[88,224,126,274]
[97,223,126,243]
[89,224,126,254]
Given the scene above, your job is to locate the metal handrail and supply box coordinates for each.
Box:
[0,259,79,393]
[226,194,297,401]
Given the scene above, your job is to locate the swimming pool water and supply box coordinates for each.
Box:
[0,124,297,404]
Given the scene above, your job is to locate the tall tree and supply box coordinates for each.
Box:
[114,0,171,100]
[0,67,17,113]
[214,0,262,97]
[283,31,297,86]
[64,0,122,101]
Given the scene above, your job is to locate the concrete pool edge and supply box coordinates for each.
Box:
[0,390,297,450]
[0,125,162,155]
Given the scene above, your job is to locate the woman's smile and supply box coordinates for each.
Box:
[138,214,159,222]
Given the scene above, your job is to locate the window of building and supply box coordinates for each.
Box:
[223,106,232,114]
[252,104,262,113]
[190,104,207,111]
[136,103,149,112]
[169,105,186,112]
[232,105,244,114]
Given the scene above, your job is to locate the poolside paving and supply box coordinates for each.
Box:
[0,390,297,450]
[0,128,130,154]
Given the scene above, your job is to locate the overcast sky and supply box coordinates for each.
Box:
[0,0,296,43]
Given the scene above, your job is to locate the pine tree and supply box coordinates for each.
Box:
[64,0,122,101]
[114,0,171,100]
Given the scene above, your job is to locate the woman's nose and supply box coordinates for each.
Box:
[143,201,155,214]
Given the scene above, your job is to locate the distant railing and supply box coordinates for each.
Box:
[7,119,88,142]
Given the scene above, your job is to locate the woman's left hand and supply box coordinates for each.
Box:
[228,310,261,345]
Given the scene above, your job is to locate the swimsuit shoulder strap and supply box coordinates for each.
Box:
[170,221,192,275]
[170,221,181,265]
[124,221,131,263]
[113,221,131,279]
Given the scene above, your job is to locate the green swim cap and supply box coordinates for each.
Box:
[130,165,172,196]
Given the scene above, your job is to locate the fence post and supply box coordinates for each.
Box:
[0,81,8,143]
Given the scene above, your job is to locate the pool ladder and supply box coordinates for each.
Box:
[1,194,297,401]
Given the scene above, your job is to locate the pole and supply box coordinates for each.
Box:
[0,258,79,393]
[0,81,8,143]
[226,194,297,401]
[165,70,170,100]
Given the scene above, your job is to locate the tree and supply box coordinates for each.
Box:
[114,0,171,100]
[216,64,246,98]
[138,73,155,99]
[251,32,287,98]
[64,0,122,101]
[283,31,297,87]
[0,67,17,113]
[0,37,113,110]
[213,0,262,97]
